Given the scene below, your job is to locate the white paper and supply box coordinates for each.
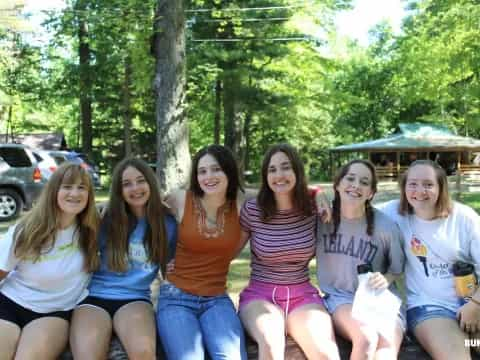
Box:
[351,273,402,338]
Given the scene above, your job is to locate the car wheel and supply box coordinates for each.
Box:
[0,189,23,221]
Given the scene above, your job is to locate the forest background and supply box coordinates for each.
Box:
[1,0,479,190]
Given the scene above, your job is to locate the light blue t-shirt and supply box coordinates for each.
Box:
[88,214,177,300]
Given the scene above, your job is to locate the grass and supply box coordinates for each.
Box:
[459,192,480,213]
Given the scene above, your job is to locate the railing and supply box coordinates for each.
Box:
[375,166,408,178]
[459,165,480,175]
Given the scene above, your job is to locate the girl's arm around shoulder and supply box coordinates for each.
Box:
[234,230,250,258]
[309,185,332,223]
[236,190,246,214]
[163,213,178,262]
[453,203,480,276]
[164,189,187,223]
[374,199,402,222]
[374,209,406,274]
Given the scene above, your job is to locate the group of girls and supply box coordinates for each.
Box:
[0,142,479,360]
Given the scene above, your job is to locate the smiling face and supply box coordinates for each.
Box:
[57,178,89,226]
[336,162,374,207]
[197,153,228,197]
[404,164,439,218]
[266,151,296,196]
[121,166,151,217]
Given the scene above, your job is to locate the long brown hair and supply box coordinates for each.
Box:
[257,143,312,221]
[399,159,452,218]
[14,163,99,271]
[332,159,377,236]
[104,158,168,275]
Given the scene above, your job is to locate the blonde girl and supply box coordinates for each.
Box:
[0,163,99,359]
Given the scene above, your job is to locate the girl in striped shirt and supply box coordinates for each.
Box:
[238,143,339,360]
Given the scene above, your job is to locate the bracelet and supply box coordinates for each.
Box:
[470,297,480,306]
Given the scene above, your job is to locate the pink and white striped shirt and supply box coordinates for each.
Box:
[240,198,316,285]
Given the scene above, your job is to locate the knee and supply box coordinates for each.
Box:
[126,338,156,360]
[352,330,378,356]
[256,334,284,359]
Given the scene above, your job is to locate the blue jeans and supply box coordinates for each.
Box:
[156,282,247,360]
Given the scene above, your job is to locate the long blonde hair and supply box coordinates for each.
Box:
[14,163,100,271]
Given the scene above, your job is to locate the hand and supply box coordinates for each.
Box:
[166,260,175,275]
[367,272,389,290]
[315,192,332,223]
[457,301,480,333]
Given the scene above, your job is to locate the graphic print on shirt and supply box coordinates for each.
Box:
[321,233,378,263]
[410,236,429,277]
[410,236,453,279]
[129,242,154,272]
[37,242,78,262]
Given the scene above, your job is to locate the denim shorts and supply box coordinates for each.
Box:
[239,280,323,314]
[406,304,457,333]
[323,289,407,331]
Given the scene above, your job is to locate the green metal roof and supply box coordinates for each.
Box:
[331,122,480,152]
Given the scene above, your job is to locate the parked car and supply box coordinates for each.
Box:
[45,150,101,188]
[31,149,60,180]
[0,144,47,221]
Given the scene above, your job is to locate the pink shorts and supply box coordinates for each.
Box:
[238,280,323,315]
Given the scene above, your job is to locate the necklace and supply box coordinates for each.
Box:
[193,196,230,238]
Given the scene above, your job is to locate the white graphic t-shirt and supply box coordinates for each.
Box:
[0,224,89,313]
[378,200,480,311]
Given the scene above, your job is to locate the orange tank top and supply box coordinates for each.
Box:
[167,191,241,296]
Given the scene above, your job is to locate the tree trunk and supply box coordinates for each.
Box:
[123,55,132,157]
[243,111,252,174]
[76,0,93,158]
[214,78,222,144]
[223,67,245,177]
[153,0,190,194]
[6,105,12,142]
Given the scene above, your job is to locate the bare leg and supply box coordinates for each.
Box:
[113,302,156,360]
[15,317,69,360]
[240,300,285,360]
[374,321,403,360]
[287,303,340,360]
[0,320,20,360]
[332,304,379,360]
[70,306,112,360]
[414,317,470,360]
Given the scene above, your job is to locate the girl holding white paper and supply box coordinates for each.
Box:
[379,159,480,360]
[316,159,405,360]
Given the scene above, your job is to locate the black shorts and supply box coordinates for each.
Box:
[0,292,72,329]
[77,296,152,318]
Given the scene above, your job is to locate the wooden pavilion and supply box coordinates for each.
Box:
[330,123,480,181]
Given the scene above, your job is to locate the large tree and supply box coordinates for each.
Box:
[154,0,191,193]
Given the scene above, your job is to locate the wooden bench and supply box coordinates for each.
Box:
[62,332,480,359]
